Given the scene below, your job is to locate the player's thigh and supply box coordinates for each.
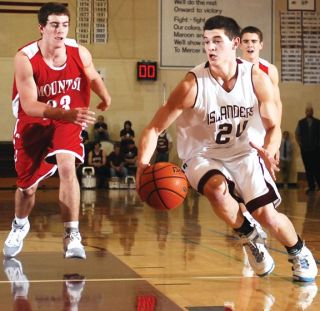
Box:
[182,156,232,194]
[47,122,84,164]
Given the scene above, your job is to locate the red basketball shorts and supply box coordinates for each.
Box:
[13,118,84,189]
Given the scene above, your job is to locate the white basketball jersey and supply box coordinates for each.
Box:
[176,60,261,161]
[238,57,271,147]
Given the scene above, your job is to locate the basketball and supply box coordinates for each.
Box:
[139,162,189,210]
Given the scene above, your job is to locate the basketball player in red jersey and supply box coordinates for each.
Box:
[3,2,111,259]
[239,26,282,120]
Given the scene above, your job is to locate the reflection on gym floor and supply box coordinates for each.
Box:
[0,187,319,310]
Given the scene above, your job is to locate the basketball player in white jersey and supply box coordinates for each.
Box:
[137,16,317,282]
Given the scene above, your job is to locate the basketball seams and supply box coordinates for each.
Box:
[147,189,169,210]
[152,164,170,210]
[142,163,174,175]
[155,188,187,199]
[139,175,186,190]
[139,162,188,210]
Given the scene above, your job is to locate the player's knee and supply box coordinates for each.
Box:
[203,174,228,203]
[59,164,76,181]
[252,208,278,229]
[20,186,37,196]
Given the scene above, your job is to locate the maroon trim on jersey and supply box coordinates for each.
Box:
[245,155,279,213]
[259,62,269,74]
[246,182,279,213]
[250,64,256,96]
[197,169,243,203]
[188,71,198,109]
[197,169,222,194]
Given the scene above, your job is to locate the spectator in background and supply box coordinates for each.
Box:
[279,131,293,188]
[155,130,172,163]
[81,129,93,165]
[94,115,109,142]
[88,141,109,188]
[123,139,138,176]
[108,142,128,178]
[76,129,93,183]
[120,120,135,152]
[295,105,320,194]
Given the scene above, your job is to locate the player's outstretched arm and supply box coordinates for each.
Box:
[136,73,197,191]
[79,45,111,111]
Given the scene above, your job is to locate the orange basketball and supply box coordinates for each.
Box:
[139,162,189,210]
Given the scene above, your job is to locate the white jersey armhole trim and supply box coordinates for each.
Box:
[21,42,39,59]
[259,57,270,67]
[12,93,19,118]
[65,38,78,48]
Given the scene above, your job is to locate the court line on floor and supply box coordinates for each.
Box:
[0,273,304,284]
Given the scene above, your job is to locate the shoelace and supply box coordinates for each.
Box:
[246,241,264,263]
[65,231,81,242]
[6,226,25,246]
[290,256,310,271]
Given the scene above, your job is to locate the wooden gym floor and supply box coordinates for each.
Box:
[0,182,319,310]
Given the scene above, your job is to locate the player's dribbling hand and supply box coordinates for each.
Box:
[250,141,280,181]
[136,163,150,197]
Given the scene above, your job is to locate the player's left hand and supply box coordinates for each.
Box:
[250,142,279,181]
[96,95,111,111]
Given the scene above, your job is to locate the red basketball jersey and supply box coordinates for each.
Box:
[12,38,90,120]
[258,58,269,75]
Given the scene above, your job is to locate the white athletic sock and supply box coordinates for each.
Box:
[14,216,28,227]
[64,221,79,231]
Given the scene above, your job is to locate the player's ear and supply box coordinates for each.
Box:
[233,37,240,50]
[260,41,264,50]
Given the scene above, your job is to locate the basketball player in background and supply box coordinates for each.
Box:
[3,2,111,259]
[239,26,282,121]
[137,15,317,282]
[239,26,283,272]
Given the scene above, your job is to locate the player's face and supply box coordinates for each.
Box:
[240,33,263,62]
[203,29,239,67]
[39,14,69,48]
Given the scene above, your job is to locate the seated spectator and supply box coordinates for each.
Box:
[81,129,93,165]
[94,115,110,142]
[155,130,172,163]
[77,129,94,183]
[108,142,128,178]
[81,129,89,143]
[88,141,109,188]
[120,120,135,152]
[123,139,138,176]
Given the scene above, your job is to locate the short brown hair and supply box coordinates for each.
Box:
[38,2,70,26]
[240,26,263,42]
